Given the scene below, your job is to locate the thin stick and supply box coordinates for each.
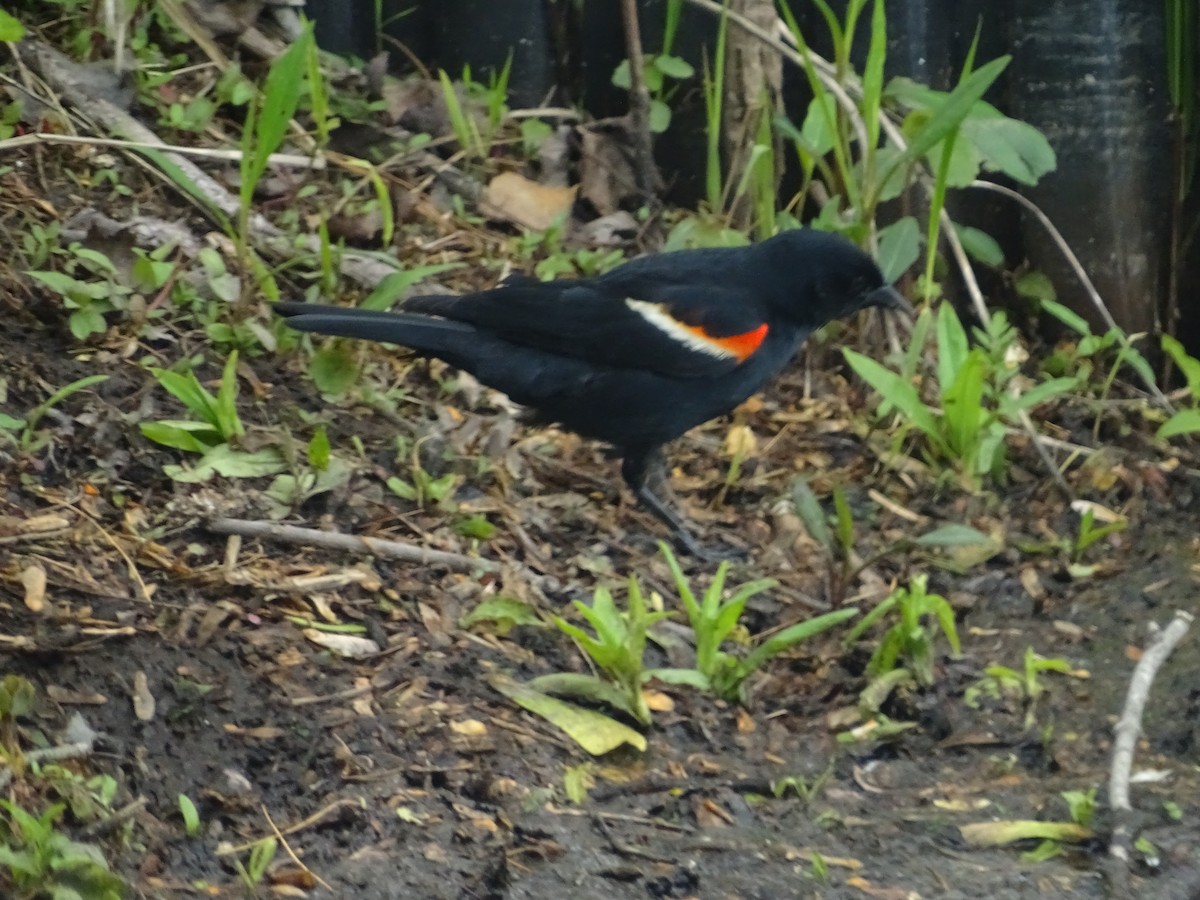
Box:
[208,517,500,573]
[0,131,323,169]
[1106,610,1193,896]
[619,0,661,205]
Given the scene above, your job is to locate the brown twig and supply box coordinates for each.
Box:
[208,517,500,573]
[618,0,661,207]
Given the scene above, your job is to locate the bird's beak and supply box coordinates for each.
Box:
[866,285,914,319]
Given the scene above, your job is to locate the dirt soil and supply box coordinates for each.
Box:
[2,49,1200,900]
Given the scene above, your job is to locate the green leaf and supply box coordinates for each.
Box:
[168,446,287,483]
[645,667,712,690]
[461,596,542,630]
[527,672,643,721]
[69,307,107,340]
[1017,272,1058,306]
[1158,408,1200,440]
[954,224,1005,267]
[309,345,359,395]
[791,479,833,552]
[361,264,462,311]
[307,426,331,469]
[649,99,672,133]
[214,351,243,441]
[139,420,221,453]
[653,54,694,79]
[742,607,859,673]
[913,524,991,547]
[961,111,1057,185]
[936,301,970,392]
[881,56,1011,186]
[153,368,219,425]
[492,675,647,754]
[942,350,987,458]
[242,23,312,196]
[876,216,920,282]
[611,59,632,89]
[0,9,26,41]
[844,349,944,447]
[1162,334,1200,399]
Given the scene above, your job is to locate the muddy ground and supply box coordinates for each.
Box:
[1,30,1200,900]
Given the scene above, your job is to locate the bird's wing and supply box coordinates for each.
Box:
[406,278,772,379]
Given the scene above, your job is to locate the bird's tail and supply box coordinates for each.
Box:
[274,301,476,352]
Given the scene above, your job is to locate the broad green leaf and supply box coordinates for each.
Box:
[923,132,983,187]
[961,112,1057,185]
[139,420,221,453]
[0,9,26,40]
[1004,376,1080,414]
[1017,272,1058,306]
[796,95,838,157]
[876,216,920,282]
[491,675,646,754]
[742,607,859,673]
[844,349,945,447]
[646,667,712,690]
[942,350,987,457]
[309,345,359,395]
[307,426,331,469]
[153,369,219,425]
[954,224,1005,267]
[936,301,970,392]
[913,524,991,547]
[460,597,542,630]
[861,0,887,149]
[1162,334,1200,399]
[1158,409,1200,440]
[214,351,243,441]
[653,54,694,79]
[528,672,643,721]
[791,479,833,551]
[881,56,1010,186]
[361,264,462,311]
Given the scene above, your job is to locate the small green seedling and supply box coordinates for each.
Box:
[844,573,961,688]
[0,800,126,900]
[178,794,202,838]
[234,836,278,894]
[543,576,669,725]
[965,647,1074,729]
[655,543,858,702]
[0,374,109,455]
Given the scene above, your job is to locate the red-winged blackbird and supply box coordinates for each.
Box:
[276,228,908,556]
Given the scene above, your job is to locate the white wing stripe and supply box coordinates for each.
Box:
[624,298,734,359]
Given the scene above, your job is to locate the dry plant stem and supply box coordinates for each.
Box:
[0,131,323,169]
[78,797,147,840]
[262,803,333,893]
[1106,610,1193,896]
[208,517,500,574]
[0,741,95,791]
[968,180,1173,411]
[619,0,661,204]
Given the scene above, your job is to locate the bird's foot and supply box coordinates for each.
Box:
[668,526,748,563]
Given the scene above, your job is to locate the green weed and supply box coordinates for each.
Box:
[844,574,960,689]
[846,303,1079,487]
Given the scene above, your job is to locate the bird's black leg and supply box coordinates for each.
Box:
[621,447,712,559]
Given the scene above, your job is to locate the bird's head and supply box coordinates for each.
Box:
[755,229,912,326]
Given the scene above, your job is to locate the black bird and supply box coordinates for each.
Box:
[276,228,908,556]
